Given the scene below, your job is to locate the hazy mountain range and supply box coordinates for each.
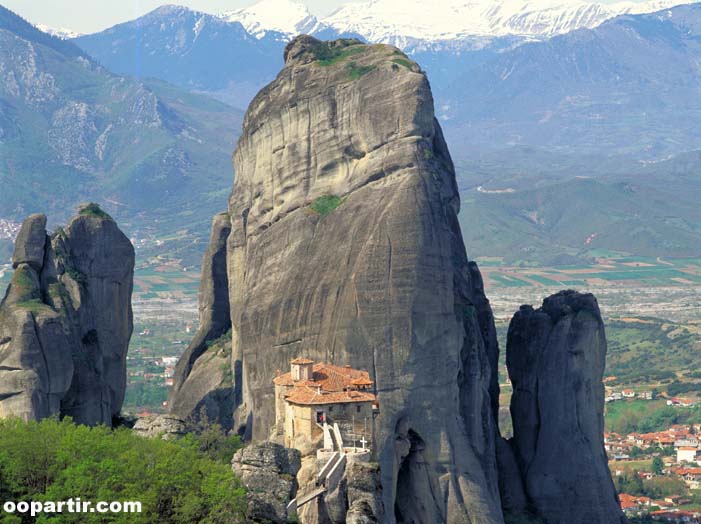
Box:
[73,1,701,159]
[1,0,700,267]
[0,5,242,264]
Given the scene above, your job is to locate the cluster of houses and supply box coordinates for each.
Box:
[668,398,699,408]
[605,388,654,403]
[619,494,701,522]
[607,425,701,463]
[603,388,697,407]
[127,354,178,386]
[607,425,701,521]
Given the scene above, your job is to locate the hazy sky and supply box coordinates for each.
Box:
[4,0,657,35]
[2,0,355,34]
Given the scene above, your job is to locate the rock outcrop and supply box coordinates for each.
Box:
[506,290,625,524]
[0,204,134,425]
[169,212,234,428]
[133,414,188,440]
[296,457,385,524]
[221,36,502,522]
[173,35,625,524]
[232,442,301,524]
[345,461,384,524]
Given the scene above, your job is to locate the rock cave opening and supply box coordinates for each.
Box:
[395,428,432,524]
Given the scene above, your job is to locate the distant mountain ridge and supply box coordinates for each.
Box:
[73,1,701,159]
[0,4,243,264]
[8,0,701,266]
[71,0,700,70]
[74,5,285,108]
[322,0,695,48]
[432,3,701,158]
[220,0,323,39]
[35,24,82,39]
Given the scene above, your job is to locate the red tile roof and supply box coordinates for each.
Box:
[274,362,376,406]
[275,362,373,390]
[350,376,374,386]
[619,494,638,509]
[284,387,376,406]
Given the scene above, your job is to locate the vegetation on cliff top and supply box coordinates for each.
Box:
[312,40,366,66]
[0,417,246,523]
[78,203,113,220]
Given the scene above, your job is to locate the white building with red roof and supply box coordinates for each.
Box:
[273,359,377,450]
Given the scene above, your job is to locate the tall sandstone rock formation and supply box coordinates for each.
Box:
[174,36,624,524]
[169,212,234,428]
[226,36,503,523]
[0,205,134,425]
[506,290,626,524]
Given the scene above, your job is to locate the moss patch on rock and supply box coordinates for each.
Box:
[392,58,414,70]
[15,299,53,314]
[312,40,366,66]
[347,61,375,80]
[78,203,112,220]
[310,195,345,215]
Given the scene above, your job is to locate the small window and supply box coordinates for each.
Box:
[356,405,361,413]
[329,406,334,412]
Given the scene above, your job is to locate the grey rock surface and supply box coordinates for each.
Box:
[11,214,47,271]
[58,205,135,424]
[297,457,384,524]
[345,461,384,524]
[232,442,301,523]
[506,290,625,524]
[169,212,234,428]
[0,206,134,425]
[495,436,528,515]
[133,414,188,440]
[169,333,234,429]
[225,36,503,523]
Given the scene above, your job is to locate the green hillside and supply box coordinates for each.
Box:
[0,5,241,266]
[606,318,701,384]
[458,173,701,266]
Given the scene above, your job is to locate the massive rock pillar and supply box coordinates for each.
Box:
[506,290,625,524]
[0,204,134,425]
[169,212,234,428]
[224,36,504,523]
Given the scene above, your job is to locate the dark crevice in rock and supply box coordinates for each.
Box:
[394,428,440,524]
[0,391,23,401]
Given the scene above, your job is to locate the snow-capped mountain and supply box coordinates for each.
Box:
[35,23,82,39]
[323,0,696,46]
[39,0,699,50]
[220,0,324,39]
[74,5,285,109]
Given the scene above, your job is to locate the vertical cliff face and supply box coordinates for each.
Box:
[506,290,625,524]
[0,205,134,425]
[169,212,234,428]
[224,36,503,523]
[0,214,73,420]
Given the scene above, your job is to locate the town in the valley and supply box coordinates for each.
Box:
[604,387,701,523]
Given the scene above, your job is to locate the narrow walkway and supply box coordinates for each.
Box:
[295,486,327,509]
